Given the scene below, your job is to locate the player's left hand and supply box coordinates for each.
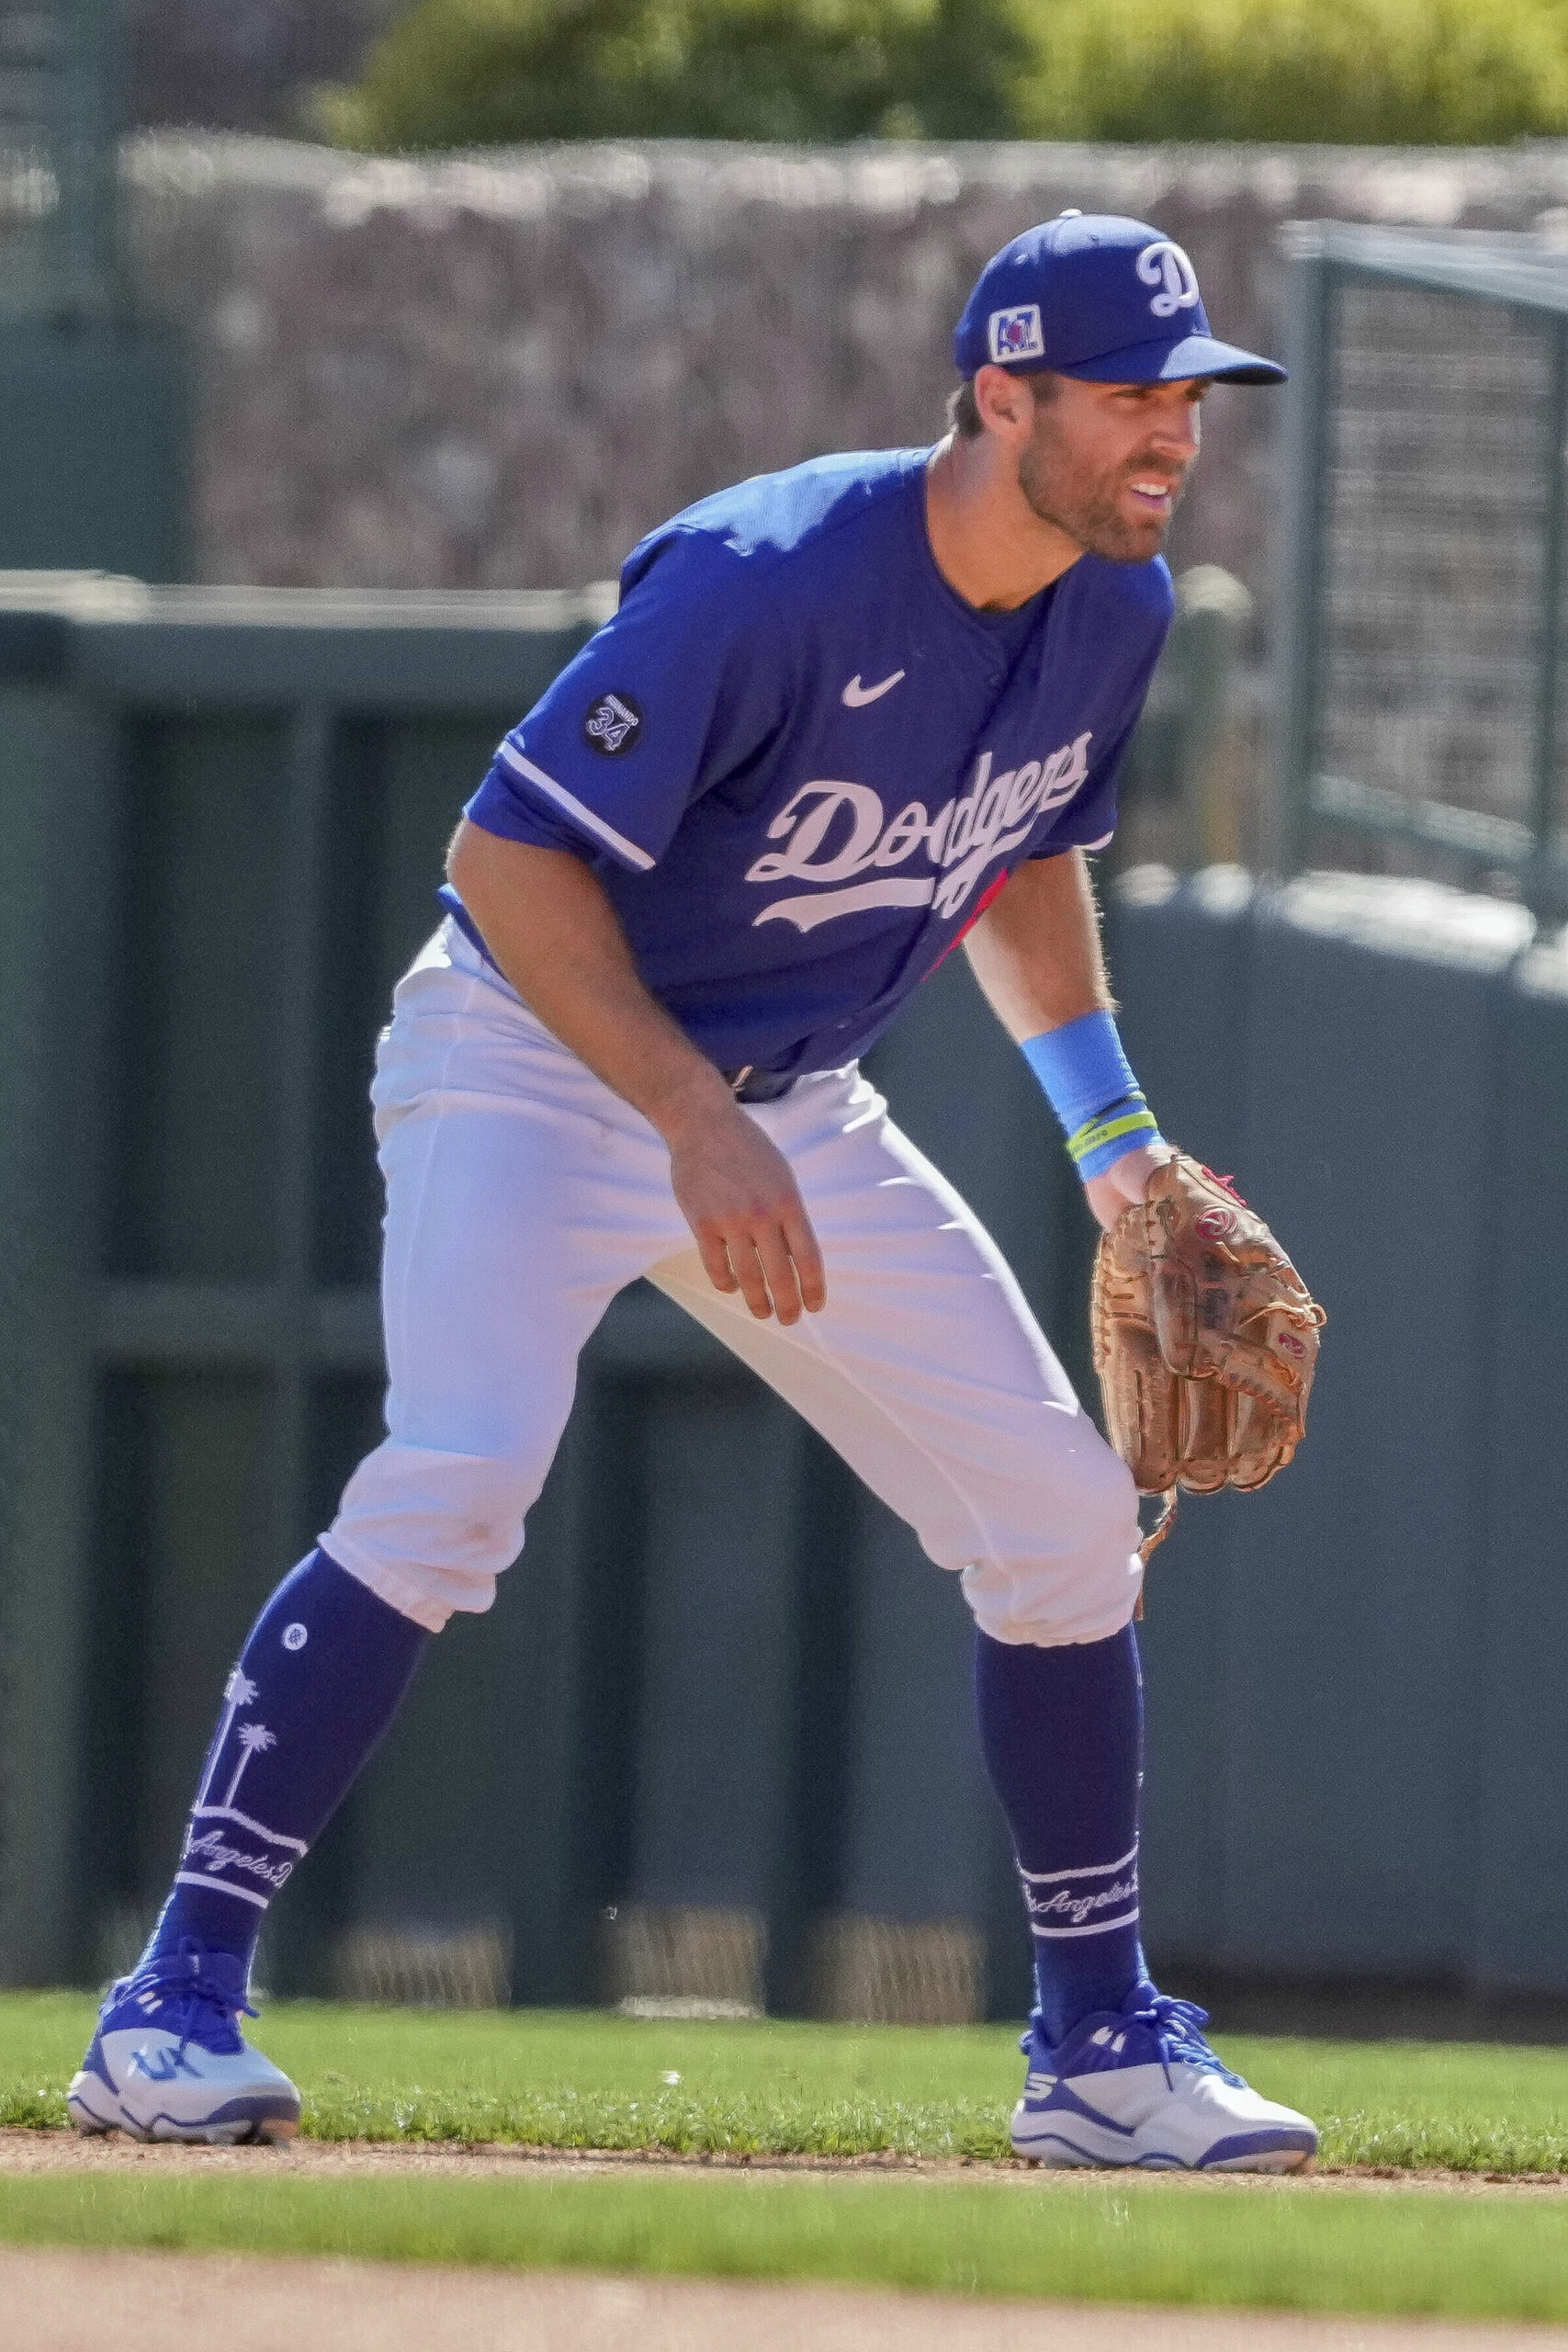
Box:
[1082,1140,1177,1234]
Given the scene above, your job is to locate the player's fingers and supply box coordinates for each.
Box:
[753,1222,806,1326]
[729,1235,777,1320]
[695,1225,739,1295]
[780,1200,827,1313]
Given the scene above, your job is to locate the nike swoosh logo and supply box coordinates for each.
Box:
[842,670,906,708]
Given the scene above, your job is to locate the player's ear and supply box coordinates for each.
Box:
[972,363,1044,444]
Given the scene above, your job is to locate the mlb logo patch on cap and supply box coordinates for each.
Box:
[988,304,1045,365]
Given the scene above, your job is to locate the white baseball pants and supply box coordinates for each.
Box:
[324,921,1144,1646]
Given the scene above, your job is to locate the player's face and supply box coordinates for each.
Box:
[1017,377,1207,563]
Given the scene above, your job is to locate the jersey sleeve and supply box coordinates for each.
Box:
[464,527,790,872]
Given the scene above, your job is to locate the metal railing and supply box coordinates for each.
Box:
[0,575,615,1986]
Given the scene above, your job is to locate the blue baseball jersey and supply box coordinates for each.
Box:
[446,447,1172,1076]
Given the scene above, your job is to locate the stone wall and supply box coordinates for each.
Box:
[123,134,1568,643]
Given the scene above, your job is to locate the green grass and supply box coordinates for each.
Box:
[5,2166,1568,2323]
[6,1994,1568,2175]
[7,1996,1568,2322]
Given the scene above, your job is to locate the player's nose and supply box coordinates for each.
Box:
[1136,430,1197,485]
[1163,402,1202,461]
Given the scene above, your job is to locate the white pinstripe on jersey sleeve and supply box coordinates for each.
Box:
[496,739,657,872]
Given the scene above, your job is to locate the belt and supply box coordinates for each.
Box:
[723,1064,799,1104]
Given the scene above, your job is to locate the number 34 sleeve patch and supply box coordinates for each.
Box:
[467,530,788,871]
[581,692,643,755]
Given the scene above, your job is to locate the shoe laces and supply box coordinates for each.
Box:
[118,1939,258,2059]
[1126,1993,1244,2090]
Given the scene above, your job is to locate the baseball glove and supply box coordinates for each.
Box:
[1091,1154,1325,1562]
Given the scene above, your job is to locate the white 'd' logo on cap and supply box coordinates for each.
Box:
[988,304,1045,364]
[1136,240,1201,321]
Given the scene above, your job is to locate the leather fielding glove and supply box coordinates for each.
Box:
[1091,1153,1325,1562]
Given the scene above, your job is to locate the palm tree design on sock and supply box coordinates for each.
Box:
[196,1668,261,1806]
[223,1723,277,1809]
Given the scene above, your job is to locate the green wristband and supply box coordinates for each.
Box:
[1066,1092,1160,1171]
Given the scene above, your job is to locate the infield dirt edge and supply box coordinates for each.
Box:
[5,2125,1568,2194]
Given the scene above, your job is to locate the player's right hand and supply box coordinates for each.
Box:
[667,1104,828,1324]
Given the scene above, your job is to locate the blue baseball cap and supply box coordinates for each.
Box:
[953,212,1285,387]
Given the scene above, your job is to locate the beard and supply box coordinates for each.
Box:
[1018,425,1188,564]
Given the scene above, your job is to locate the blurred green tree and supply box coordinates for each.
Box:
[321,0,1568,150]
[1016,0,1568,144]
[321,0,1031,148]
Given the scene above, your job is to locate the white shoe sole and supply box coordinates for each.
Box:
[67,2072,299,2146]
[1012,2108,1317,2174]
[1020,2139,1314,2173]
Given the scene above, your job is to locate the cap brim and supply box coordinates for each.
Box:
[1053,332,1286,386]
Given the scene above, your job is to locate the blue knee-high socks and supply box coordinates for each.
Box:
[140,1549,430,1981]
[143,1551,1145,2037]
[974,1622,1150,2046]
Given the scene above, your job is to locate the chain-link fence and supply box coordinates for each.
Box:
[1273,221,1568,917]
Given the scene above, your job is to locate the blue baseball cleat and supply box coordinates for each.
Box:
[67,1939,299,2144]
[1011,1987,1317,2172]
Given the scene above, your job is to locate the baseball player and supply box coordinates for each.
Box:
[70,213,1318,2170]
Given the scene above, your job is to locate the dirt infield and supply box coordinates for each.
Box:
[7,2245,1568,2352]
[4,2128,1567,2196]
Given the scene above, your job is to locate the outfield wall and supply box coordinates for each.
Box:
[1,577,1564,2020]
[1120,871,1568,2007]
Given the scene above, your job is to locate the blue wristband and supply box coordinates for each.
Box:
[1020,1010,1164,1180]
